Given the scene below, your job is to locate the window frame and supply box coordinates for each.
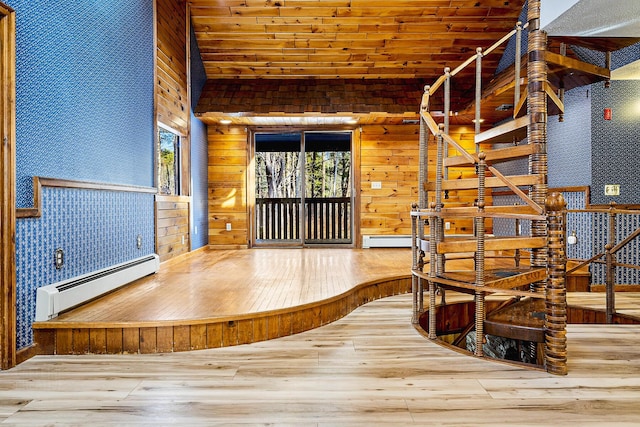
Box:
[157,122,183,196]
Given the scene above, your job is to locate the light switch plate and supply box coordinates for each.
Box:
[371,181,382,189]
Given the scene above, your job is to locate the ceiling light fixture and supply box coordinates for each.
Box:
[219,119,232,125]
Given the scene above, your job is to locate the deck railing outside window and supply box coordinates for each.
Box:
[256,197,351,243]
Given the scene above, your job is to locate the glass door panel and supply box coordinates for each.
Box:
[253,131,352,246]
[254,133,302,244]
[303,132,352,244]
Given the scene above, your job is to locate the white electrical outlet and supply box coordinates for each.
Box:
[226,223,232,231]
[54,248,64,270]
[371,181,382,189]
[445,222,451,230]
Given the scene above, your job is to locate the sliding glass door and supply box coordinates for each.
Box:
[254,131,352,246]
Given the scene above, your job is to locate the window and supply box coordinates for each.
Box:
[158,125,181,195]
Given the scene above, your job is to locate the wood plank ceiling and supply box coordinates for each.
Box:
[189,0,526,125]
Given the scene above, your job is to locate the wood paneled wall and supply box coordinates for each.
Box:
[440,125,488,235]
[359,124,481,238]
[156,195,191,261]
[156,0,191,260]
[208,126,249,248]
[359,125,419,237]
[206,124,481,246]
[157,0,188,135]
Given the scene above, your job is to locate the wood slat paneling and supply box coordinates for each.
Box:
[205,123,481,245]
[156,0,192,261]
[156,194,191,261]
[157,0,188,135]
[189,0,525,80]
[208,126,249,247]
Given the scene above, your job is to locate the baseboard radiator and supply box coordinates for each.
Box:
[362,235,412,248]
[35,254,160,321]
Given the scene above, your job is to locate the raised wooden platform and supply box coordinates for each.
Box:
[32,248,412,356]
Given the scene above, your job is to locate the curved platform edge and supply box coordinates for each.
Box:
[32,276,412,356]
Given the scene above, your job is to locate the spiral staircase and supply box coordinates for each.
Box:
[409,0,622,375]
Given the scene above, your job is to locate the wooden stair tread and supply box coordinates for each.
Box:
[475,115,529,145]
[437,236,547,254]
[485,298,546,342]
[444,144,539,167]
[412,267,546,299]
[545,51,611,91]
[424,204,545,220]
[439,267,546,289]
[426,174,543,192]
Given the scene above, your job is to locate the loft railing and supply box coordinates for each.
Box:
[566,205,640,322]
[256,197,351,243]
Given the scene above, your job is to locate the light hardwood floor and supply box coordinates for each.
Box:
[5,293,640,425]
[49,248,413,323]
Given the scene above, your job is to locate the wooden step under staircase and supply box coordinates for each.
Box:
[410,0,612,376]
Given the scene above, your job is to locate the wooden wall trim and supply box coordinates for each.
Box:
[155,194,191,203]
[493,186,588,199]
[0,4,16,370]
[16,176,157,218]
[15,344,35,365]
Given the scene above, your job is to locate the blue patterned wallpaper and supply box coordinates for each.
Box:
[590,80,640,205]
[496,189,640,286]
[591,211,640,286]
[562,191,592,262]
[572,42,640,71]
[492,194,531,239]
[16,188,155,349]
[10,0,156,350]
[9,0,155,208]
[548,87,592,187]
[492,32,640,287]
[496,3,528,75]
